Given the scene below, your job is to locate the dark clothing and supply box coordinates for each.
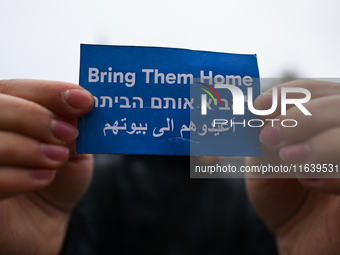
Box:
[60,155,278,255]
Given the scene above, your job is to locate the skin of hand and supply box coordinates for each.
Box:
[0,79,94,255]
[246,79,340,254]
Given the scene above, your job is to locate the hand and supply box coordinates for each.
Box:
[246,79,340,254]
[0,79,94,254]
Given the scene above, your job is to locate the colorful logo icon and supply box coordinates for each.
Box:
[198,82,222,106]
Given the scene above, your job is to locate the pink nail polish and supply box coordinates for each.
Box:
[41,144,69,161]
[63,89,92,109]
[51,119,79,142]
[260,124,281,147]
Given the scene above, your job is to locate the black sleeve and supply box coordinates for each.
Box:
[60,155,278,255]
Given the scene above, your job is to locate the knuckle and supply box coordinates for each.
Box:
[0,132,39,164]
[327,82,340,95]
[0,136,23,160]
[18,99,54,122]
[0,79,12,95]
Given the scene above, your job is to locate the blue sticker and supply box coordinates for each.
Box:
[77,44,262,156]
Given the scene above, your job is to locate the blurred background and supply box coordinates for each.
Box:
[1,0,339,84]
[1,1,339,253]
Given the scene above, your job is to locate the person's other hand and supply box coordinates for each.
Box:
[0,79,94,254]
[246,79,340,254]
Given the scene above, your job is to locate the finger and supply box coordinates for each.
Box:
[0,79,93,118]
[0,132,69,168]
[0,93,78,144]
[279,127,340,167]
[254,79,340,120]
[0,167,56,199]
[279,127,340,192]
[260,95,340,149]
[37,153,94,212]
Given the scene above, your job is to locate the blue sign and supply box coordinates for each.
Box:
[77,44,261,156]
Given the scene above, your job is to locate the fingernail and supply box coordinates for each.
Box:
[30,169,56,180]
[41,144,69,161]
[279,143,310,164]
[62,89,92,109]
[254,93,273,110]
[51,119,79,142]
[260,123,281,147]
